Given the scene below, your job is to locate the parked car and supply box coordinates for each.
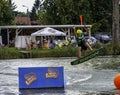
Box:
[95,34,111,43]
[85,36,97,45]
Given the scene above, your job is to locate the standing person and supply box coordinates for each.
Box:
[49,36,54,48]
[73,27,93,59]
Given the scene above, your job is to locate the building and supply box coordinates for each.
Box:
[0,25,92,47]
[15,16,31,25]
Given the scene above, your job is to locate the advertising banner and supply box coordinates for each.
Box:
[19,67,64,89]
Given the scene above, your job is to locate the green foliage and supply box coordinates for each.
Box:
[8,0,17,10]
[31,47,77,58]
[93,42,120,55]
[91,23,101,34]
[30,7,38,21]
[0,47,20,59]
[112,43,120,55]
[89,0,112,32]
[34,0,112,33]
[101,43,113,55]
[0,44,120,59]
[0,47,77,59]
[0,0,14,25]
[29,0,114,35]
[37,10,47,24]
[34,0,40,9]
[30,0,43,21]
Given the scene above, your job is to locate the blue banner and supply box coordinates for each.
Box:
[19,67,64,89]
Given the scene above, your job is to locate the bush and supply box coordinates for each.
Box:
[0,44,119,59]
[31,46,77,58]
[0,47,20,59]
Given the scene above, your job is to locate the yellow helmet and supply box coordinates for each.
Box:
[76,29,82,34]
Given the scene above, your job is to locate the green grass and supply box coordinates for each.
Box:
[0,43,119,59]
[31,46,77,58]
[0,47,20,59]
[0,46,77,59]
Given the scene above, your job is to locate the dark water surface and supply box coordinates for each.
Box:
[0,56,120,95]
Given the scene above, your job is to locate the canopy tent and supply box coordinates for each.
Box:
[31,27,66,36]
[15,36,34,49]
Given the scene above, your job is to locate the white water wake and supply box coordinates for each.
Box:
[66,74,92,85]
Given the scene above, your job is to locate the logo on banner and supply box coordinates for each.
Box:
[46,67,58,78]
[24,72,37,86]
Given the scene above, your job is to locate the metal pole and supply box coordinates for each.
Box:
[7,29,9,46]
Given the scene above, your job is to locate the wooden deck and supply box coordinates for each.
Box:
[19,50,31,58]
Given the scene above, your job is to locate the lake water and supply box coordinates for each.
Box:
[0,56,120,95]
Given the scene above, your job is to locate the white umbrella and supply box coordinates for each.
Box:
[31,27,66,36]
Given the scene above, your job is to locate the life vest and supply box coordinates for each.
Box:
[76,33,85,44]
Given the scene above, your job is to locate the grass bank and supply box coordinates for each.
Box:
[0,43,119,59]
[0,46,77,59]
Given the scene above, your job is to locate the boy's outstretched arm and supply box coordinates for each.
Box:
[84,27,90,35]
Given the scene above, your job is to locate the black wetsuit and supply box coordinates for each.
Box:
[76,35,87,50]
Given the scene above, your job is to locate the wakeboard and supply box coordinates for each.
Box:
[71,47,103,65]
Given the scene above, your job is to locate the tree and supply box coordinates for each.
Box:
[8,0,17,10]
[43,0,60,24]
[40,0,112,28]
[42,0,89,24]
[112,0,120,54]
[88,0,112,33]
[33,0,115,38]
[30,0,44,21]
[34,0,40,10]
[0,0,14,25]
[30,7,38,21]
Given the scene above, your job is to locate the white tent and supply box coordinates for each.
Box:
[31,27,66,36]
[15,36,36,49]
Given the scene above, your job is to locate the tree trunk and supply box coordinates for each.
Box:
[112,0,120,54]
[112,0,120,43]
